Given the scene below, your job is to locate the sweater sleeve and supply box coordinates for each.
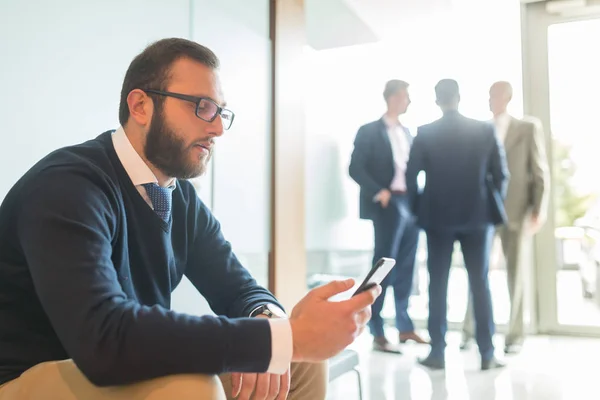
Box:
[184,192,285,319]
[17,170,272,387]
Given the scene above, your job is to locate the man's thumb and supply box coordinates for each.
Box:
[310,279,355,300]
[231,373,242,398]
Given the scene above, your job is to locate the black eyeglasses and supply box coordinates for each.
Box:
[143,89,235,130]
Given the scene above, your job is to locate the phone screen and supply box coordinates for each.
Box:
[352,257,396,296]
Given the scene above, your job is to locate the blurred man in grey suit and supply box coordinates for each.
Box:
[461,81,550,354]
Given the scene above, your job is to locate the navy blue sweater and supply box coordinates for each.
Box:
[0,131,282,386]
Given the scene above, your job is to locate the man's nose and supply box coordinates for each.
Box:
[209,114,225,137]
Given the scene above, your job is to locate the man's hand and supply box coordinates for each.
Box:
[289,279,380,362]
[375,189,392,208]
[231,369,290,400]
[530,213,545,234]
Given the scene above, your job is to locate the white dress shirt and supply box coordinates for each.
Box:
[383,115,410,192]
[111,127,292,374]
[494,112,512,143]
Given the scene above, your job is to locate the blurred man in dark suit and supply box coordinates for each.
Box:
[349,80,427,354]
[406,79,509,370]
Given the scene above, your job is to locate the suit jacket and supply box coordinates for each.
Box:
[405,111,509,231]
[349,118,413,220]
[502,116,550,229]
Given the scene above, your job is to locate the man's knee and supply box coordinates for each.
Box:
[122,373,227,400]
[2,360,227,400]
[290,361,328,399]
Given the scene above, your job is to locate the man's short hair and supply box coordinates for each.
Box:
[435,79,460,105]
[118,38,220,126]
[383,80,409,101]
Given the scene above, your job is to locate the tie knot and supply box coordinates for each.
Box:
[142,183,174,222]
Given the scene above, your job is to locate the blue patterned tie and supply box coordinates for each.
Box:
[142,183,174,223]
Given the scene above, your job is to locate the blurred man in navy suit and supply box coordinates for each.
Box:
[405,79,509,370]
[349,80,427,354]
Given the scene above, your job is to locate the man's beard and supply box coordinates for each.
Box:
[144,107,212,180]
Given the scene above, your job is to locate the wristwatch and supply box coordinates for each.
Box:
[249,303,287,319]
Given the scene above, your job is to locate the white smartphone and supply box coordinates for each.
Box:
[352,257,396,296]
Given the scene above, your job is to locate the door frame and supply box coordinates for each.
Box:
[521,0,600,336]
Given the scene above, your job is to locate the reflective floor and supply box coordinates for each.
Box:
[328,330,600,400]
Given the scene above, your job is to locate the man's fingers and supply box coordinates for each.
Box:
[356,306,372,325]
[253,373,271,400]
[237,373,258,400]
[267,373,281,400]
[231,372,242,398]
[357,324,366,337]
[309,279,355,300]
[277,370,291,400]
[344,285,381,311]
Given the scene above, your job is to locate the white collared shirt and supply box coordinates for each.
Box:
[111,127,292,374]
[494,112,512,143]
[382,115,409,191]
[112,127,175,209]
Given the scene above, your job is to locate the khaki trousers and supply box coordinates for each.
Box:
[0,359,327,400]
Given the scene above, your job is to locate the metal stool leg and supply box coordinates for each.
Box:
[353,367,364,400]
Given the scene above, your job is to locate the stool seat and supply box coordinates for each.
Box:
[328,349,360,382]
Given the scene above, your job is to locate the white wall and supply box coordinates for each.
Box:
[193,0,272,287]
[0,0,189,198]
[0,0,271,316]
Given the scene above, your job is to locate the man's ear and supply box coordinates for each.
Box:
[127,89,153,126]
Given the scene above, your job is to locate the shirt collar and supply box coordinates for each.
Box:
[111,126,176,188]
[494,112,511,126]
[382,114,402,129]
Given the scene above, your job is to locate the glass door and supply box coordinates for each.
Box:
[522,1,600,335]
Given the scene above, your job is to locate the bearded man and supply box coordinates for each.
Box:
[0,38,379,400]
